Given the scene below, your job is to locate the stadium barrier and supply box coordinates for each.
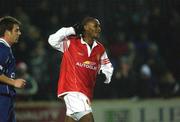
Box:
[16,98,180,122]
[15,101,66,122]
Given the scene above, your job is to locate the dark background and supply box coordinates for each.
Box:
[0,0,179,100]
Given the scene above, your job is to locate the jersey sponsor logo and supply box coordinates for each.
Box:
[76,61,97,70]
[83,61,96,65]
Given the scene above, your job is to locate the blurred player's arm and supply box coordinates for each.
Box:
[0,74,15,86]
[0,74,26,88]
[0,50,26,88]
[48,27,75,52]
[99,51,114,84]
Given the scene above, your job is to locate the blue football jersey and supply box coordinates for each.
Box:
[0,39,16,96]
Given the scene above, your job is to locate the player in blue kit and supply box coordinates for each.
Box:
[0,16,26,122]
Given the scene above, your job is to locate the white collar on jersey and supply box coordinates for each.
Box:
[0,38,10,47]
[80,37,98,48]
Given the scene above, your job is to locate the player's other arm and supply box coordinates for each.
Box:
[0,74,26,88]
[0,49,26,88]
[99,51,114,84]
[48,27,75,52]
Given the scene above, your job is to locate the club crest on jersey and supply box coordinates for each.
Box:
[76,61,97,70]
[77,52,84,56]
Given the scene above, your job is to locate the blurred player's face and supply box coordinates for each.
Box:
[84,19,101,39]
[8,24,21,45]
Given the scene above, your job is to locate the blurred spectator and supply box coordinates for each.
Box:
[138,64,156,98]
[155,71,180,98]
[29,40,51,100]
[16,62,38,101]
[111,56,138,98]
[109,31,129,60]
[135,42,167,98]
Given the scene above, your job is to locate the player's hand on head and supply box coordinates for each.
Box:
[13,78,26,88]
[96,70,106,82]
[73,23,83,36]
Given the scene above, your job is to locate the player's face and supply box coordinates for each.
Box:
[84,19,101,39]
[9,24,21,44]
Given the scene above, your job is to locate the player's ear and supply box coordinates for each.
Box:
[84,24,88,32]
[5,30,11,36]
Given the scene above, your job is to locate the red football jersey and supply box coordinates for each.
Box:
[58,37,105,101]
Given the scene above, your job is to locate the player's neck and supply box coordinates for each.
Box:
[83,36,93,45]
[1,37,12,46]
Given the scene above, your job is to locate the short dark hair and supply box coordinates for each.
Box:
[0,16,21,37]
[81,16,97,26]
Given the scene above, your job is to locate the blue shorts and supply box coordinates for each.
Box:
[0,94,16,122]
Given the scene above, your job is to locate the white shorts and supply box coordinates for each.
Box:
[63,92,92,121]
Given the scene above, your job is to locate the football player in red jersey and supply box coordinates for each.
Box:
[48,16,113,122]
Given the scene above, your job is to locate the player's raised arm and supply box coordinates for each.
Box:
[48,27,75,52]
